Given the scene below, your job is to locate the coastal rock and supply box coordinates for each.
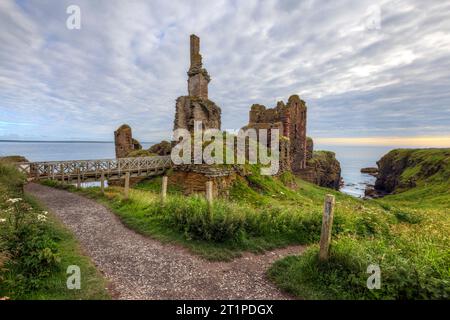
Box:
[298,151,342,190]
[148,140,172,156]
[361,167,378,177]
[374,148,450,194]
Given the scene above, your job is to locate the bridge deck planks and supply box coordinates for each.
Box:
[15,156,172,182]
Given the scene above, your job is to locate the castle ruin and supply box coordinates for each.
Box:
[245,95,308,173]
[173,35,221,132]
[114,124,142,158]
[113,35,341,190]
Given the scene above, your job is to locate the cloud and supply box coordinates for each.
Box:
[0,0,449,143]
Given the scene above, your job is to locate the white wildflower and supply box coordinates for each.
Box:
[42,211,48,215]
[0,218,6,223]
[37,214,47,222]
[6,198,22,204]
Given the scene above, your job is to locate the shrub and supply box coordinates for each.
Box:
[147,196,246,242]
[0,163,61,296]
[269,236,450,300]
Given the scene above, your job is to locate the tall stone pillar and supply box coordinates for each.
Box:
[187,34,210,99]
[174,35,221,133]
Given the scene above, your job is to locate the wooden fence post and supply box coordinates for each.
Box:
[161,176,168,203]
[100,171,105,195]
[205,180,213,214]
[124,172,130,199]
[319,194,335,261]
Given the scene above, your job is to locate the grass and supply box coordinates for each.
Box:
[42,179,322,261]
[0,161,110,300]
[268,149,450,300]
[42,166,389,263]
[39,149,450,299]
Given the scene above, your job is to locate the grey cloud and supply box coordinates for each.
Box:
[0,0,449,142]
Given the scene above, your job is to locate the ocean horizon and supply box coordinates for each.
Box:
[1,140,399,198]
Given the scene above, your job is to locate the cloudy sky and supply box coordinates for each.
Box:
[1,0,449,145]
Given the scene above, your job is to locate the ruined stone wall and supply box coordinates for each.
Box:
[114,124,133,158]
[285,95,307,172]
[168,171,237,197]
[169,164,238,197]
[246,94,307,173]
[173,96,221,131]
[306,137,314,161]
[188,72,209,100]
[187,34,210,100]
[114,124,142,158]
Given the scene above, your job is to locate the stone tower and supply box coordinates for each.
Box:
[187,35,210,99]
[174,35,221,132]
[114,124,142,158]
[246,95,308,172]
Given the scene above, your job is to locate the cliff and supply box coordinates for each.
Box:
[298,151,342,190]
[375,148,450,194]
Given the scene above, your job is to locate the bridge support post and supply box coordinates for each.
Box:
[205,180,213,215]
[76,169,81,189]
[124,172,130,200]
[60,164,64,184]
[319,194,335,261]
[161,176,168,203]
[100,172,105,195]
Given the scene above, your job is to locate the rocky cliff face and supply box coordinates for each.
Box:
[148,140,172,156]
[375,148,450,194]
[298,151,342,190]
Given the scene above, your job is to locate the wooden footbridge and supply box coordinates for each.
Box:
[15,156,172,183]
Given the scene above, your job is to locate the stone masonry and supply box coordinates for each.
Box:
[246,95,308,173]
[114,124,142,158]
[174,35,221,132]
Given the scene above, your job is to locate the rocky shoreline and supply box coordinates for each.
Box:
[360,148,450,199]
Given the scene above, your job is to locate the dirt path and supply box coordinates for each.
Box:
[25,183,304,300]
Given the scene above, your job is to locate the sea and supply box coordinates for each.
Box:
[0,141,394,198]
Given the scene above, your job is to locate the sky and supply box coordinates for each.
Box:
[0,0,449,146]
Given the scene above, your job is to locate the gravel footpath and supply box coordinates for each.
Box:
[26,183,304,300]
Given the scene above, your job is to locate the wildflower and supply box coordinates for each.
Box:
[0,218,6,223]
[6,198,22,204]
[42,211,48,215]
[37,214,47,222]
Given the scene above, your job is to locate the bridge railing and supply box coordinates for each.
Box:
[15,156,172,180]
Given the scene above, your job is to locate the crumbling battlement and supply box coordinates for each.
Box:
[246,95,307,172]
